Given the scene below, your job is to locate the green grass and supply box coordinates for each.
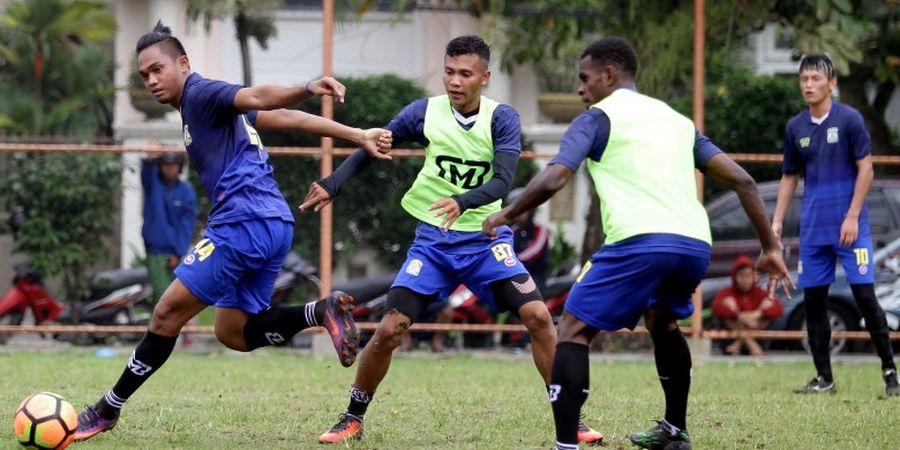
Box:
[1,349,896,449]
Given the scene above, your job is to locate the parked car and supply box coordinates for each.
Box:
[705,179,900,278]
[701,235,900,354]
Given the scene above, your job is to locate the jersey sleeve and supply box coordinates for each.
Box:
[189,78,244,122]
[846,109,872,160]
[548,109,609,172]
[491,104,522,155]
[782,123,802,174]
[385,98,428,147]
[693,131,724,172]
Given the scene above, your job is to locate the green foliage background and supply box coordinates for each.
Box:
[258,74,426,268]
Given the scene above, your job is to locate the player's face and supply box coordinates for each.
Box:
[137,43,190,107]
[799,69,836,107]
[443,53,490,113]
[578,56,613,104]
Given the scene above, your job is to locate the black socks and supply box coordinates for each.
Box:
[242,300,325,350]
[549,342,590,446]
[100,331,178,419]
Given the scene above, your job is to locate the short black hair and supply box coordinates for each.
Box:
[445,35,491,64]
[798,54,835,79]
[581,37,638,78]
[136,20,187,59]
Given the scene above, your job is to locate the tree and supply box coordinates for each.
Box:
[0,0,116,135]
[185,0,282,86]
[0,0,120,300]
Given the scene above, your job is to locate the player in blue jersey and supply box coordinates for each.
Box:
[772,54,898,396]
[484,37,793,450]
[73,21,394,442]
[301,35,603,446]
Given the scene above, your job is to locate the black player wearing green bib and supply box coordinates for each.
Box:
[302,35,604,446]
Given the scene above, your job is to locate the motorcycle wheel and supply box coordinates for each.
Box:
[0,311,25,344]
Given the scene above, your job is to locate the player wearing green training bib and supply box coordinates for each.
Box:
[302,35,604,446]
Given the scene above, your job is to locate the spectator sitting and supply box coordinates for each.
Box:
[712,255,784,356]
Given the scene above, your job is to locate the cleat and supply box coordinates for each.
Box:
[577,416,604,445]
[323,291,360,367]
[884,369,900,396]
[318,413,363,444]
[793,376,837,394]
[73,404,118,442]
[630,421,691,450]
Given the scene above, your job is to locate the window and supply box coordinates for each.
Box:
[867,190,893,236]
[710,204,755,241]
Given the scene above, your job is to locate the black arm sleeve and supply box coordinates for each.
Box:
[316,148,374,198]
[452,151,519,212]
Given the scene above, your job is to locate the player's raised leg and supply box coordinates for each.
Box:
[74,280,205,442]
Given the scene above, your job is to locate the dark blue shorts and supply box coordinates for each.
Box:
[392,225,528,312]
[565,251,709,331]
[798,235,875,287]
[174,218,293,314]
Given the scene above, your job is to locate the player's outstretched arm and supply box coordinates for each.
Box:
[254,109,392,160]
[298,148,378,212]
[234,76,346,111]
[482,163,573,238]
[705,153,796,297]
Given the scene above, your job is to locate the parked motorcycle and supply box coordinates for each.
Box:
[0,264,153,345]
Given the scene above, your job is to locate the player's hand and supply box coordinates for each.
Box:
[359,128,393,161]
[482,211,510,239]
[307,76,346,103]
[755,249,796,300]
[429,198,461,231]
[839,216,859,247]
[299,181,333,213]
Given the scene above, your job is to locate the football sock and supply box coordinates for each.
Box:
[242,301,325,350]
[651,326,691,430]
[550,342,589,446]
[100,331,178,419]
[347,385,373,418]
[851,284,897,371]
[804,286,834,381]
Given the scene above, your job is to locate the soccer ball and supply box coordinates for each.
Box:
[13,392,78,450]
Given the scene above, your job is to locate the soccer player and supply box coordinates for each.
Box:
[300,35,604,446]
[772,54,899,396]
[73,21,393,442]
[483,37,794,450]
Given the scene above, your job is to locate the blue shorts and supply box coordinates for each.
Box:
[798,235,875,288]
[174,218,293,314]
[392,224,528,312]
[565,251,709,331]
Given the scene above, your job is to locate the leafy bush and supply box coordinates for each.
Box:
[0,153,121,299]
[260,74,427,268]
[672,67,803,200]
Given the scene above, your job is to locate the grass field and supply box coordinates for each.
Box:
[1,348,896,449]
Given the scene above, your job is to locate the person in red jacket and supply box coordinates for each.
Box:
[712,255,784,356]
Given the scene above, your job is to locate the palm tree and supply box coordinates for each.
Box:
[0,0,116,135]
[186,0,282,86]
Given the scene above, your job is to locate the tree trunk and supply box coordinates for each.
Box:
[235,11,253,86]
[580,173,604,264]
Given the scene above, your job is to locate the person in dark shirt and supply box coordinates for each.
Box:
[141,152,196,303]
[74,21,393,442]
[772,54,898,396]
